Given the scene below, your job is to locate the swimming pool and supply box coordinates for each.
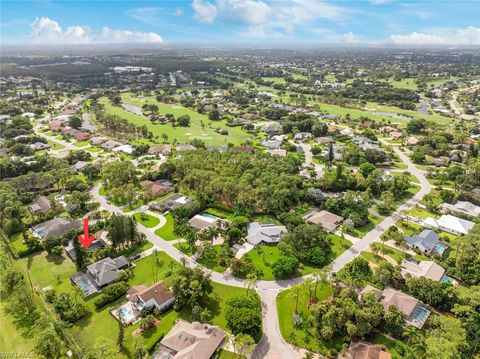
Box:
[201,213,219,221]
[441,275,453,283]
[434,243,448,256]
[410,305,430,324]
[72,275,97,296]
[118,303,137,324]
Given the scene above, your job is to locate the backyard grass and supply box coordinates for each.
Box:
[205,206,236,221]
[133,212,161,228]
[20,251,77,294]
[154,213,176,240]
[99,94,253,146]
[369,334,406,359]
[9,232,30,256]
[277,283,346,354]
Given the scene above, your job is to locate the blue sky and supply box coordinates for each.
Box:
[1,0,479,45]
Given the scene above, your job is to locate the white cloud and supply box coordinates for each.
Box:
[390,26,480,45]
[370,0,391,5]
[192,0,218,23]
[341,32,358,43]
[97,27,163,43]
[175,7,184,16]
[28,17,163,44]
[29,17,90,44]
[191,0,349,36]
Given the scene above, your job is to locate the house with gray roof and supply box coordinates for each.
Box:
[71,255,130,296]
[31,217,82,240]
[404,229,448,256]
[246,222,287,245]
[86,256,130,287]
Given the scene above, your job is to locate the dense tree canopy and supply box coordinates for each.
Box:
[171,150,303,214]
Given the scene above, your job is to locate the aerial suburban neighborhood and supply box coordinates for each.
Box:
[1,1,480,359]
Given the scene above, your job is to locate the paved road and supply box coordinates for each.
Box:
[89,140,431,358]
[330,141,431,272]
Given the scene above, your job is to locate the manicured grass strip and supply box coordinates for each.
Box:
[133,212,160,228]
[85,146,102,153]
[154,213,176,240]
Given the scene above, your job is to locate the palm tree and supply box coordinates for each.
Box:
[402,326,420,346]
[245,273,258,295]
[288,283,303,314]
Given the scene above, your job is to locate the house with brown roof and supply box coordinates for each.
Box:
[303,209,344,232]
[148,144,172,155]
[340,339,392,359]
[361,286,431,329]
[153,320,225,359]
[140,180,173,198]
[28,195,52,215]
[400,258,447,282]
[74,132,92,141]
[127,281,175,312]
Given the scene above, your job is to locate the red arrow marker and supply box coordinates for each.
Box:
[78,217,95,249]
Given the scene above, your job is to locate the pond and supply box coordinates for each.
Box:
[122,103,143,116]
[372,111,413,121]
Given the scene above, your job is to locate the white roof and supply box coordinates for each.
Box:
[112,144,134,154]
[437,214,474,235]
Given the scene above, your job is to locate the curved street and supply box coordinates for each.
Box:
[90,140,431,358]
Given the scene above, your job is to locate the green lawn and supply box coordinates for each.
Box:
[245,235,352,280]
[196,244,229,273]
[205,206,236,221]
[261,76,287,85]
[99,94,253,146]
[20,251,77,294]
[277,283,346,355]
[386,77,418,90]
[154,213,176,240]
[47,139,65,150]
[133,212,161,228]
[9,232,30,256]
[351,214,383,238]
[85,146,102,153]
[174,242,192,256]
[368,334,406,359]
[0,294,36,354]
[74,140,90,147]
[407,206,439,220]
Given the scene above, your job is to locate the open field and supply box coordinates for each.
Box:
[98,94,253,146]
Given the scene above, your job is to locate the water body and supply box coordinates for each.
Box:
[418,97,430,115]
[372,111,413,121]
[121,103,143,116]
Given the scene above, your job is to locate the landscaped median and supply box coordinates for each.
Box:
[154,213,176,240]
[133,212,160,228]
